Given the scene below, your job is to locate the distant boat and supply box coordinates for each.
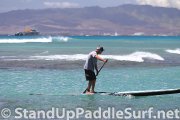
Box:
[15,29,39,36]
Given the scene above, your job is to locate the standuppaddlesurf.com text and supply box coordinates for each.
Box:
[1,107,180,119]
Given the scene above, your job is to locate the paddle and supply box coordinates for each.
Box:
[96,59,108,76]
[83,59,108,93]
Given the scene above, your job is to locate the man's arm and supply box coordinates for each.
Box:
[95,55,107,62]
[95,55,107,76]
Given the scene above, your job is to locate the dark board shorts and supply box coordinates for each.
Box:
[84,69,96,81]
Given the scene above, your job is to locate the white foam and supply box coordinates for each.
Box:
[29,52,164,62]
[0,36,69,43]
[30,54,87,61]
[0,37,52,43]
[52,36,69,42]
[166,48,180,55]
[102,52,164,62]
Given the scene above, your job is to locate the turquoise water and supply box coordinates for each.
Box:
[0,36,180,119]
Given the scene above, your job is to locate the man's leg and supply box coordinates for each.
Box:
[86,81,92,92]
[91,80,96,93]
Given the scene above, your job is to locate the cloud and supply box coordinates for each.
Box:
[136,0,180,9]
[44,2,80,8]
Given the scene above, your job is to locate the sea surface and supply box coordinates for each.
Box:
[0,36,180,120]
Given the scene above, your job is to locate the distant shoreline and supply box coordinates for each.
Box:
[0,34,180,37]
[1,5,180,36]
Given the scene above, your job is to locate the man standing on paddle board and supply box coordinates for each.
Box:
[84,46,107,93]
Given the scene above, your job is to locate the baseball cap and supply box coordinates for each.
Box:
[96,46,104,52]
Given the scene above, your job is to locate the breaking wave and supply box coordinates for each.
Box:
[166,48,180,55]
[0,36,69,43]
[29,52,164,62]
[103,52,164,62]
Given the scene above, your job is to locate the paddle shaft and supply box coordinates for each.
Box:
[96,60,108,76]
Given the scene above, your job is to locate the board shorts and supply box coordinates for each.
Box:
[84,69,96,81]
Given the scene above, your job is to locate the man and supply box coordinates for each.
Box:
[84,46,107,94]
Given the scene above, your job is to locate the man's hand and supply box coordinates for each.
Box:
[103,59,108,63]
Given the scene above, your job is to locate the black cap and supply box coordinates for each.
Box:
[96,46,104,52]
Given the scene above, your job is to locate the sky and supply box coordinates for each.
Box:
[0,0,180,13]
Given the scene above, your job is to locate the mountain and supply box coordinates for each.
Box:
[0,4,180,35]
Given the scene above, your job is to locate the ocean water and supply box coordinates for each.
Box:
[0,36,180,120]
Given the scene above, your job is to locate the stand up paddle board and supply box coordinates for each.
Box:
[30,88,180,97]
[91,88,180,96]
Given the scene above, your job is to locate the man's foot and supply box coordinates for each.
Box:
[90,90,96,93]
[83,88,90,94]
[86,91,95,95]
[86,89,90,92]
